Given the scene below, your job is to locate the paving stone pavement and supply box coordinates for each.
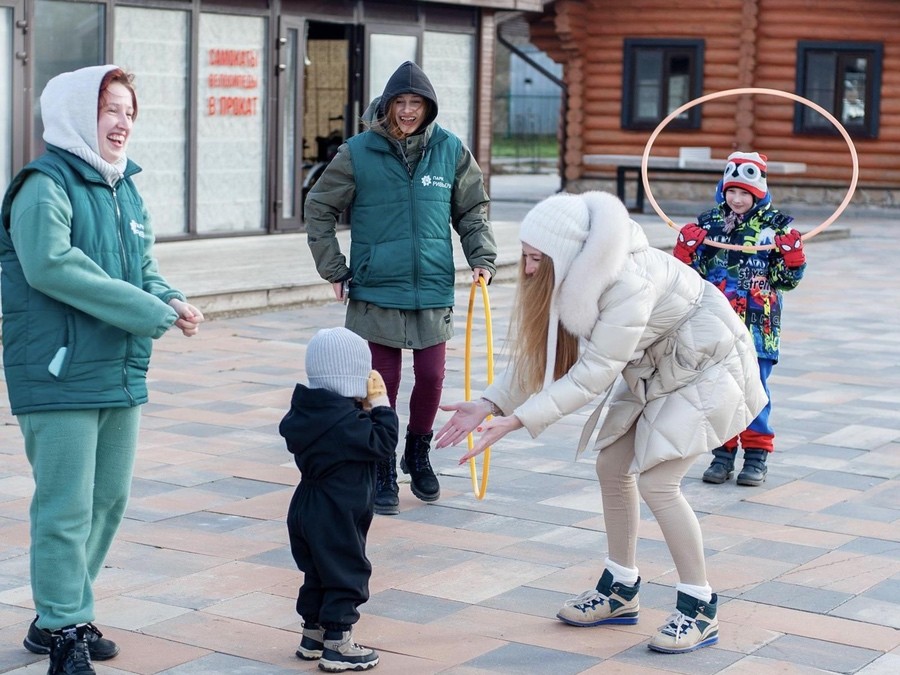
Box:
[0,181,899,673]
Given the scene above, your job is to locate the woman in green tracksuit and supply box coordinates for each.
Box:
[305,61,497,516]
[0,65,203,675]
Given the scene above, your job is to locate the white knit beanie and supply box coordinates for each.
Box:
[305,327,371,399]
[519,193,591,285]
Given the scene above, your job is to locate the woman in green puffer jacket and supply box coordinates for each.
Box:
[0,65,203,675]
[305,61,497,516]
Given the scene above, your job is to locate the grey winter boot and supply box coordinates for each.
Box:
[373,453,399,515]
[295,622,325,660]
[737,448,769,486]
[702,447,736,484]
[399,430,440,502]
[319,629,378,672]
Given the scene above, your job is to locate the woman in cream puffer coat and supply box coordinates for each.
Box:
[436,190,767,655]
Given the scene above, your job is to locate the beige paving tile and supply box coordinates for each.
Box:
[92,595,193,631]
[129,561,297,609]
[361,613,506,668]
[744,480,860,511]
[723,599,900,651]
[707,553,796,593]
[203,591,299,629]
[397,555,560,604]
[141,611,305,668]
[779,550,900,593]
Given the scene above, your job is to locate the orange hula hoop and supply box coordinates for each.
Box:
[641,87,859,251]
[464,277,493,500]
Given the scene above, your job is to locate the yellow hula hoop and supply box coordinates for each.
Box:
[641,87,859,251]
[464,277,493,500]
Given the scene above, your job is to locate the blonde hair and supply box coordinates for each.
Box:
[507,255,580,394]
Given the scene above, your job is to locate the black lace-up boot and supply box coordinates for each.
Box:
[399,430,440,502]
[373,453,399,515]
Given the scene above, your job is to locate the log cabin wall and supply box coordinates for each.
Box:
[529,0,900,206]
[478,11,497,189]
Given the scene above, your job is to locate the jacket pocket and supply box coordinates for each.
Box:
[46,314,75,380]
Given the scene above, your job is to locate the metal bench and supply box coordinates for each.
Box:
[584,150,807,213]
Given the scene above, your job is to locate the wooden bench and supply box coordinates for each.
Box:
[584,151,808,212]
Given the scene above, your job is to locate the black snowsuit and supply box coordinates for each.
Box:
[280,384,398,627]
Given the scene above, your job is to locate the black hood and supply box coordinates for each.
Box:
[375,61,438,128]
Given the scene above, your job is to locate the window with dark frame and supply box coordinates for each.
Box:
[795,41,882,138]
[621,38,704,130]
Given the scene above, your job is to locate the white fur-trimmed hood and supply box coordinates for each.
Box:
[557,191,649,338]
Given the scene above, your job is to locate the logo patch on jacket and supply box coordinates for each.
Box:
[130,219,146,238]
[421,174,451,189]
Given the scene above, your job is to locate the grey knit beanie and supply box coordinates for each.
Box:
[306,327,371,399]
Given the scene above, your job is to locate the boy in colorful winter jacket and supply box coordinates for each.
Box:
[673,151,806,486]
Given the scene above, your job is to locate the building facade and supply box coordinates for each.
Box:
[1,0,542,240]
[530,0,899,206]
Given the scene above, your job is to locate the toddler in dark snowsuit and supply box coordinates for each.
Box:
[280,327,398,672]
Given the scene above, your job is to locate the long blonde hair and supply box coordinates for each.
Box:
[507,255,580,394]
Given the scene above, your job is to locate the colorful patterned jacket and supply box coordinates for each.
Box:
[687,203,805,362]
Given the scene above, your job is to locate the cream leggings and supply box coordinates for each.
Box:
[595,424,708,587]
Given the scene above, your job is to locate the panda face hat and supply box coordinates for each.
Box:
[721,151,768,200]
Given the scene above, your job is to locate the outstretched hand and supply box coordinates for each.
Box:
[434,400,488,449]
[435,400,523,464]
[456,415,524,464]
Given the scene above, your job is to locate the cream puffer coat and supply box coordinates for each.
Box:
[483,192,767,474]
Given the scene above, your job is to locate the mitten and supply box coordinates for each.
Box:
[366,370,390,409]
[774,229,806,268]
[673,223,707,264]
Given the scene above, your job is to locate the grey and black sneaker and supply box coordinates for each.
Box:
[557,569,640,626]
[648,591,719,653]
[296,622,325,660]
[318,629,379,672]
[25,617,119,661]
[47,625,96,675]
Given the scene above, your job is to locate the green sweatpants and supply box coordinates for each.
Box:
[20,406,141,630]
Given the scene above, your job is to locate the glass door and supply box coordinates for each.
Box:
[363,23,419,106]
[273,15,304,229]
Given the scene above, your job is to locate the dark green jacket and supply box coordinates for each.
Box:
[0,147,181,414]
[305,60,496,349]
[346,125,459,308]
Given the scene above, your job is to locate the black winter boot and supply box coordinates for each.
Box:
[373,453,399,515]
[737,448,769,486]
[400,430,440,502]
[48,625,95,675]
[702,447,735,484]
